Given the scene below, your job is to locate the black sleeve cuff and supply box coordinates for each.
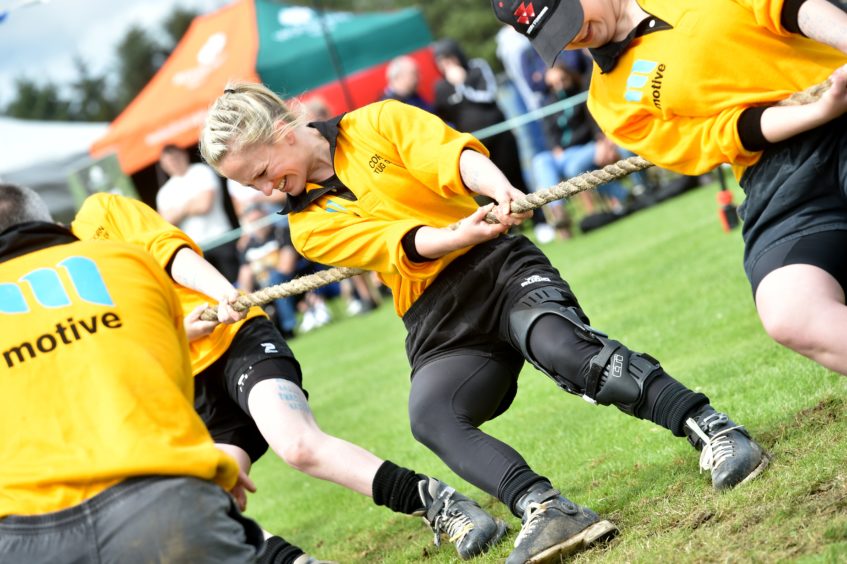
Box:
[401,225,435,263]
[781,0,807,35]
[737,106,774,152]
[165,244,192,278]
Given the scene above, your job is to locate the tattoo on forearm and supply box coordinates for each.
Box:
[276,380,311,412]
[174,270,196,289]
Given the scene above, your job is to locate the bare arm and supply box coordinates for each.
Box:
[413,150,531,260]
[760,65,847,142]
[414,204,510,259]
[172,247,247,323]
[798,0,847,53]
[758,0,847,142]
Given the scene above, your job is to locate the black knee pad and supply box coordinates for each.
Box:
[509,287,584,379]
[509,290,662,415]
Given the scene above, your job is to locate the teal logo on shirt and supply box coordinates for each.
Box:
[2,256,123,369]
[325,200,348,213]
[1,256,113,314]
[624,59,665,109]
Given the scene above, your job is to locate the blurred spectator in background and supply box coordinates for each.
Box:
[432,38,555,244]
[495,25,548,156]
[556,49,593,82]
[236,202,334,336]
[532,62,632,227]
[156,144,240,281]
[380,55,433,112]
[303,97,332,122]
[236,202,299,340]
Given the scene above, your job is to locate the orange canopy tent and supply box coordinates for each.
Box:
[91,0,438,176]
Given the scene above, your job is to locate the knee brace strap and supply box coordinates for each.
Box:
[590,348,662,416]
[509,288,584,365]
[509,290,663,414]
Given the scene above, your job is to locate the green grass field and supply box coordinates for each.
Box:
[247,180,847,563]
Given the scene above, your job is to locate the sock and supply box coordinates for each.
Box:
[257,536,304,564]
[498,465,549,518]
[641,373,709,436]
[372,460,427,514]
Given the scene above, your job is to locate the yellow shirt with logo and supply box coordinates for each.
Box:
[289,100,488,316]
[72,193,266,375]
[0,230,238,517]
[587,0,847,177]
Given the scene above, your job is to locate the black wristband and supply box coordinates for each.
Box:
[737,106,774,152]
[401,225,436,263]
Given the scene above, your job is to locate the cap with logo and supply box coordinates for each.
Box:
[491,0,584,67]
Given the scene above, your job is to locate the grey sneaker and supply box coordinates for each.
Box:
[506,485,617,564]
[684,406,770,490]
[415,477,508,560]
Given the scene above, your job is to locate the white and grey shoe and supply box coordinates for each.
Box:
[415,477,507,560]
[506,483,617,564]
[684,406,769,490]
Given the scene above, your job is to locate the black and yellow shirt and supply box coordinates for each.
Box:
[285,100,488,316]
[0,222,237,517]
[586,0,847,177]
[72,193,266,375]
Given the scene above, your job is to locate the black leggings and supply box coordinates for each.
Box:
[408,310,702,512]
[407,312,604,505]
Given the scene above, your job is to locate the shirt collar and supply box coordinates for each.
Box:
[0,222,78,264]
[589,14,671,74]
[279,114,357,215]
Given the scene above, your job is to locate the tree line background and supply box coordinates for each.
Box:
[3,0,502,122]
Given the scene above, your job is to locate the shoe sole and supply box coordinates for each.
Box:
[524,520,619,564]
[460,519,509,560]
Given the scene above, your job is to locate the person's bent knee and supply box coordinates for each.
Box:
[408,405,432,445]
[408,399,446,450]
[758,309,816,353]
[756,288,817,353]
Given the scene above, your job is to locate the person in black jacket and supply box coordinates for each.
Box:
[532,62,631,221]
[433,38,555,244]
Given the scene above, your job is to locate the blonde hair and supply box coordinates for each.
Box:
[200,81,309,172]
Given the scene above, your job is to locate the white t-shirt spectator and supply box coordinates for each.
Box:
[156,163,231,245]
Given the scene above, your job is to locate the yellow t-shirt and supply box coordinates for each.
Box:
[0,224,238,517]
[72,193,265,375]
[586,0,847,177]
[289,100,488,316]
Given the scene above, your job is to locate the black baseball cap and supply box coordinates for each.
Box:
[491,0,584,67]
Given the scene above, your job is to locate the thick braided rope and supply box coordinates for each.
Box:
[200,267,363,320]
[472,155,653,226]
[777,78,832,107]
[199,78,830,321]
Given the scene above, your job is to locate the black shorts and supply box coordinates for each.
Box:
[403,235,579,417]
[749,229,847,296]
[194,317,303,462]
[739,114,847,291]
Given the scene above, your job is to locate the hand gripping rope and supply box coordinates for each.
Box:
[199,78,832,321]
